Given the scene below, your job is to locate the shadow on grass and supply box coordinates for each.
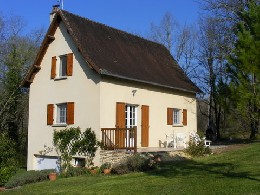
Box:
[148,160,260,182]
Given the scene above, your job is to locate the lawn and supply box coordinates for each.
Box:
[3,142,260,195]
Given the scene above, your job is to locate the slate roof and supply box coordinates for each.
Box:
[22,9,200,93]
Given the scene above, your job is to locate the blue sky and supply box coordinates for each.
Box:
[0,0,200,36]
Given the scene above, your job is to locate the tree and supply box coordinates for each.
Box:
[196,15,232,140]
[0,13,45,166]
[228,1,260,139]
[149,12,178,52]
[149,12,199,80]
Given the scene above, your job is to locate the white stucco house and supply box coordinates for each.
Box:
[22,8,200,171]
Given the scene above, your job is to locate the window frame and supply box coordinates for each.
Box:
[55,103,67,125]
[173,108,181,126]
[54,54,68,80]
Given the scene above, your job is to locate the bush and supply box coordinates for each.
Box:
[4,169,55,189]
[185,137,212,157]
[112,154,156,174]
[0,133,18,186]
[60,167,88,178]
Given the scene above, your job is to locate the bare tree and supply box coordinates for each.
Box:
[149,12,178,52]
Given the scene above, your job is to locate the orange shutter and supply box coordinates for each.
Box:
[67,102,75,124]
[182,109,187,126]
[116,102,125,147]
[141,105,149,147]
[66,53,73,76]
[47,104,54,125]
[167,108,173,125]
[51,56,56,79]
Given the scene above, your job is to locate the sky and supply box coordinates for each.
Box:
[0,0,201,36]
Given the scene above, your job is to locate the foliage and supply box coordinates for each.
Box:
[228,1,260,139]
[60,167,88,178]
[0,133,18,186]
[112,154,156,175]
[4,169,54,189]
[0,13,45,167]
[100,163,112,172]
[3,142,259,194]
[74,128,99,168]
[53,127,99,175]
[53,127,81,174]
[185,136,212,157]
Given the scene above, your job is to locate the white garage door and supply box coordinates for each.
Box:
[35,156,60,172]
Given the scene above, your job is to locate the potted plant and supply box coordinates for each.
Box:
[48,172,57,181]
[89,166,99,175]
[100,163,112,174]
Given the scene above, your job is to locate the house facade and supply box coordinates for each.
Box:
[23,8,200,171]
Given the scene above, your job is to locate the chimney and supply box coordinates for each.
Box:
[50,5,60,23]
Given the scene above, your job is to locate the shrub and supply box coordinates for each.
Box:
[185,137,212,157]
[112,154,156,174]
[0,133,18,186]
[53,127,99,176]
[60,167,88,178]
[4,169,54,189]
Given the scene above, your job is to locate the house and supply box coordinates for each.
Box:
[22,8,200,171]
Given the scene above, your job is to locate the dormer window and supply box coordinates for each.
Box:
[51,53,73,79]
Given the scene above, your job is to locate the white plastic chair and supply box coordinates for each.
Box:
[176,133,187,148]
[165,134,174,148]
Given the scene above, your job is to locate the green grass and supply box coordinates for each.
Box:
[3,142,260,195]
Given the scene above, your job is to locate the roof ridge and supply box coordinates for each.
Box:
[58,9,167,50]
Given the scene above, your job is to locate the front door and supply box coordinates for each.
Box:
[125,105,137,147]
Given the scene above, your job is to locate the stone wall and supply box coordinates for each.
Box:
[100,150,133,165]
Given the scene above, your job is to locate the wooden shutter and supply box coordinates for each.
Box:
[66,53,73,76]
[67,102,75,125]
[47,104,54,125]
[116,102,125,147]
[182,109,187,126]
[141,105,149,147]
[51,56,56,79]
[167,108,173,125]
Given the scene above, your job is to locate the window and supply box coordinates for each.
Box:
[47,102,74,126]
[59,55,67,77]
[56,103,67,124]
[51,53,73,79]
[173,109,180,125]
[167,108,187,126]
[74,158,85,167]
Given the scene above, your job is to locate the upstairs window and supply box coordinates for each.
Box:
[56,103,67,124]
[47,102,74,126]
[51,53,73,79]
[59,55,67,77]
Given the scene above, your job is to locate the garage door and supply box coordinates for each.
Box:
[35,156,60,172]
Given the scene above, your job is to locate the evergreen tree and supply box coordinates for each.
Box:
[228,1,260,139]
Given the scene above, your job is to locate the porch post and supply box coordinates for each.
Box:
[134,126,137,153]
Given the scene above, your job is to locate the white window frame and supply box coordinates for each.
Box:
[55,103,67,125]
[173,108,182,126]
[56,54,67,79]
[125,105,137,143]
[125,105,137,128]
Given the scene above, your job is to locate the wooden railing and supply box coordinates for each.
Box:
[101,127,137,153]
